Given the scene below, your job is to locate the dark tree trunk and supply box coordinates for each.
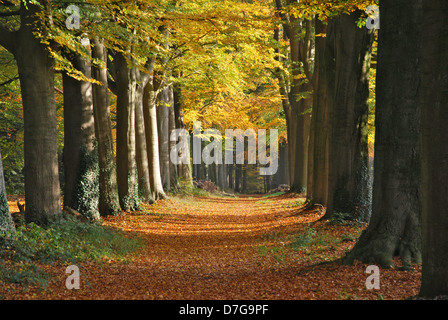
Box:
[419,0,448,297]
[15,2,62,225]
[234,164,241,192]
[91,37,121,216]
[228,164,233,189]
[278,144,289,185]
[242,165,247,193]
[307,19,329,206]
[274,0,313,191]
[0,146,15,233]
[324,11,374,221]
[62,52,100,222]
[344,0,422,269]
[114,52,140,211]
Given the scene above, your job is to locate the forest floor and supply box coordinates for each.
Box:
[1,193,421,300]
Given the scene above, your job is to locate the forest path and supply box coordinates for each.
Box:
[6,193,421,300]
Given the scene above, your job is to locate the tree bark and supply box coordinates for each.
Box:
[157,84,171,191]
[324,11,374,221]
[135,69,154,204]
[15,2,62,225]
[0,146,15,233]
[114,52,140,211]
[173,84,192,185]
[62,52,100,222]
[91,37,121,216]
[419,0,448,297]
[344,0,422,268]
[143,77,167,200]
[274,0,313,191]
[307,19,329,206]
[168,87,179,190]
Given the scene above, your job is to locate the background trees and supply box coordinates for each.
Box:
[1,0,448,298]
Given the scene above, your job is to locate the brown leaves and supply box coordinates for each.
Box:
[1,194,421,300]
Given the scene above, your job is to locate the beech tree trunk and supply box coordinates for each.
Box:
[307,19,329,206]
[143,77,167,200]
[15,2,62,225]
[344,0,422,268]
[0,146,15,233]
[135,69,154,204]
[324,11,373,221]
[157,85,171,191]
[274,0,313,191]
[168,87,179,190]
[62,52,100,222]
[114,52,139,212]
[91,37,121,216]
[419,0,448,297]
[173,85,192,184]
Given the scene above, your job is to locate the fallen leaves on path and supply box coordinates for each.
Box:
[1,193,421,300]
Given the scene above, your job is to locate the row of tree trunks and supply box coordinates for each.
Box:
[324,11,374,221]
[62,51,100,222]
[274,0,312,193]
[91,37,122,216]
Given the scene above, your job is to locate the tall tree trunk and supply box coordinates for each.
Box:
[324,11,374,221]
[228,164,233,189]
[217,163,225,190]
[168,88,179,190]
[307,20,329,206]
[135,69,154,204]
[344,0,422,269]
[157,84,171,191]
[91,37,121,216]
[0,146,15,233]
[143,78,167,200]
[15,2,62,225]
[234,164,241,192]
[419,0,448,297]
[173,85,192,184]
[114,52,139,211]
[62,52,100,222]
[274,0,313,191]
[242,165,247,193]
[287,15,312,193]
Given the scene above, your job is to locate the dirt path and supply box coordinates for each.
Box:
[2,194,421,300]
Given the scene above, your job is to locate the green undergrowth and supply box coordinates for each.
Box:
[257,224,363,264]
[262,191,285,198]
[171,178,211,198]
[0,216,141,288]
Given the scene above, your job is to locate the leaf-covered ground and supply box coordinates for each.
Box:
[1,193,421,300]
